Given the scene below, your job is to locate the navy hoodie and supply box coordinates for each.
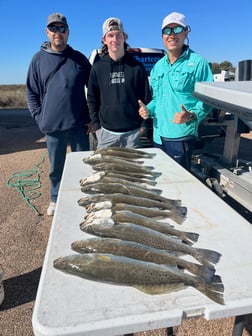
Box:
[26,42,91,134]
[87,52,151,132]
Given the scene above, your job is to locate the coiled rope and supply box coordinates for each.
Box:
[6,152,47,215]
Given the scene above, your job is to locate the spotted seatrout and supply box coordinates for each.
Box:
[71,237,215,282]
[53,253,224,305]
[80,219,221,267]
[100,172,157,185]
[81,182,183,210]
[85,201,185,223]
[80,173,162,194]
[83,210,195,244]
[94,146,156,159]
[91,162,161,178]
[83,153,145,165]
[78,193,183,211]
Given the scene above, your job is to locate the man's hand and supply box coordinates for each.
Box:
[171,105,196,124]
[138,100,149,120]
[86,122,95,134]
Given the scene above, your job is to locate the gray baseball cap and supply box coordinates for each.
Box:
[47,13,68,27]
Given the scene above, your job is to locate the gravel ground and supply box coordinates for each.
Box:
[0,109,251,336]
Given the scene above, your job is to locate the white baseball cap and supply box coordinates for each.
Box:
[162,12,187,29]
[102,17,125,37]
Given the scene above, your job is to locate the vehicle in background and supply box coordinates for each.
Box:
[213,69,235,82]
[88,47,166,149]
[88,47,166,77]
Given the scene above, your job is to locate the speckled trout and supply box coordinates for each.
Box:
[80,172,161,192]
[53,253,224,305]
[80,219,221,267]
[99,172,157,185]
[81,182,182,209]
[78,193,184,212]
[91,162,160,178]
[84,210,195,244]
[94,147,156,159]
[83,153,145,165]
[71,237,215,282]
[85,201,185,223]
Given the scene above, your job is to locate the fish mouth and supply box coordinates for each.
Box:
[53,257,65,269]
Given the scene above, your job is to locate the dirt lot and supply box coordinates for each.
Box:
[0,109,251,336]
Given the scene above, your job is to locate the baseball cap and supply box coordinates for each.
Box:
[162,12,187,29]
[47,13,68,27]
[102,17,124,37]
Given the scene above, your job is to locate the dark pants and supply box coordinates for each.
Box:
[154,137,196,170]
[45,127,89,202]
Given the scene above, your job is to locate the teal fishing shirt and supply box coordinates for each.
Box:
[147,47,213,144]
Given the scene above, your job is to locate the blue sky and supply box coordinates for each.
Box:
[1,0,251,84]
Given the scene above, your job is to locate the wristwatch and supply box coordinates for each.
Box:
[188,112,196,121]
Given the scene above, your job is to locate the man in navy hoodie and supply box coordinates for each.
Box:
[26,13,91,216]
[87,17,151,149]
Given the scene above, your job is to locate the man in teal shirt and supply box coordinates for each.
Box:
[139,12,213,170]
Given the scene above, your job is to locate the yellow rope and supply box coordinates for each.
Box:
[6,152,47,215]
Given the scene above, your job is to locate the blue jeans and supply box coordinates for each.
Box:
[154,137,196,170]
[45,127,89,202]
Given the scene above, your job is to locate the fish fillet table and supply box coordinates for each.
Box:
[32,149,252,336]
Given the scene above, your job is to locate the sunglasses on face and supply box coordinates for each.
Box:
[162,26,185,35]
[47,26,68,33]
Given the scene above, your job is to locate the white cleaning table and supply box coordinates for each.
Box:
[32,149,252,336]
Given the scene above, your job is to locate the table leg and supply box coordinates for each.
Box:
[232,315,245,336]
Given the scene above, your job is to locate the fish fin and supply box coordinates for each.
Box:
[142,152,156,158]
[194,274,225,305]
[149,188,163,195]
[178,263,216,283]
[142,180,157,186]
[183,232,199,244]
[133,283,186,295]
[150,171,162,178]
[195,248,222,266]
[181,239,195,247]
[144,165,155,170]
[170,207,187,225]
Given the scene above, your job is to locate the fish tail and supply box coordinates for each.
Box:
[183,263,215,283]
[210,275,224,292]
[169,208,187,225]
[194,275,225,305]
[150,171,162,178]
[150,188,163,195]
[143,153,156,158]
[194,248,222,266]
[183,232,199,244]
[138,152,155,158]
[142,180,157,186]
[145,165,155,170]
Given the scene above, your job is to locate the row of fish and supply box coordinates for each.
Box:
[53,146,224,305]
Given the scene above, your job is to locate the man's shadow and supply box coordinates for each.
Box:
[0,267,41,311]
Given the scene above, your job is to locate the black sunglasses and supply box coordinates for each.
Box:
[48,26,68,33]
[162,26,185,35]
